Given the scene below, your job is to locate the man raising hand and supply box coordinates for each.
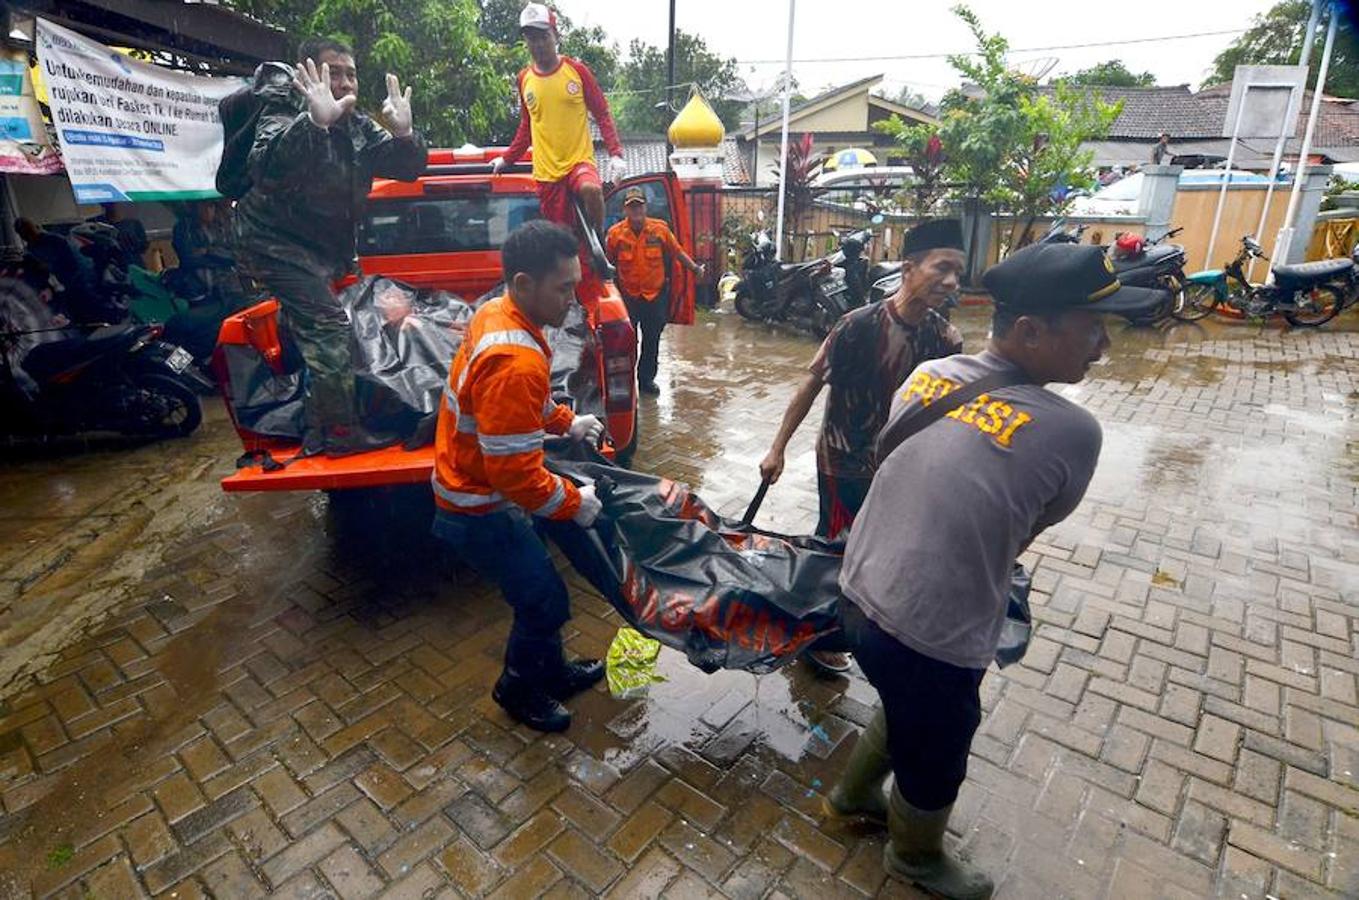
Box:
[235,38,427,457]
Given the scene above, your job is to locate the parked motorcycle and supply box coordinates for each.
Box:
[829,214,896,306]
[1037,220,1087,245]
[1038,221,1184,322]
[1109,227,1187,322]
[0,278,202,438]
[734,228,852,337]
[123,264,243,392]
[1177,235,1351,326]
[830,226,874,305]
[68,221,135,317]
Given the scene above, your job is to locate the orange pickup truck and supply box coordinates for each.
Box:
[215,147,694,493]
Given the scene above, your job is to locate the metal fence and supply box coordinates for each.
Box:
[715,186,912,265]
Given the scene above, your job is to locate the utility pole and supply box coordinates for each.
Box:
[773,0,796,261]
[1279,0,1337,263]
[666,0,677,154]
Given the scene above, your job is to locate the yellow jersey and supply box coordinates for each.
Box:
[503,56,622,183]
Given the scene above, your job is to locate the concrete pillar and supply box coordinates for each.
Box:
[1137,165,1183,241]
[959,199,993,287]
[1286,164,1333,262]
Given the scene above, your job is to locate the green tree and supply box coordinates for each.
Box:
[935,5,1032,203]
[1056,60,1156,88]
[886,6,1119,258]
[877,84,931,110]
[874,119,948,215]
[226,0,308,34]
[1209,0,1359,97]
[614,31,746,134]
[473,0,622,141]
[476,0,619,91]
[1001,82,1119,248]
[226,0,508,146]
[476,0,523,45]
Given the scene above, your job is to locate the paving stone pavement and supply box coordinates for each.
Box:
[0,306,1356,899]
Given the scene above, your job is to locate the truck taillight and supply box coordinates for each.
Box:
[599,318,636,413]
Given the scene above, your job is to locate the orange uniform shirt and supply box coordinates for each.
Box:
[503,57,622,184]
[606,217,682,301]
[432,296,579,521]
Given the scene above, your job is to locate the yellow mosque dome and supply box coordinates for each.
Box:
[668,91,725,148]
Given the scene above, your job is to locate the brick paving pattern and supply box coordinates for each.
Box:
[0,308,1356,898]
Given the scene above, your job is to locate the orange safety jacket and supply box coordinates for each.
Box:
[432,296,580,520]
[605,217,682,301]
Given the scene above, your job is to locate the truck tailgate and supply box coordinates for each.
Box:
[222,445,435,492]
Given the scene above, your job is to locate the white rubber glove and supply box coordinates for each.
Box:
[381,73,413,137]
[293,58,356,129]
[569,413,605,446]
[608,156,628,183]
[573,483,602,527]
[490,156,506,175]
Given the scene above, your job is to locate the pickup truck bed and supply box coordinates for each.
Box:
[222,445,434,492]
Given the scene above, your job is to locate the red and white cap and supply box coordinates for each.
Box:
[519,3,558,32]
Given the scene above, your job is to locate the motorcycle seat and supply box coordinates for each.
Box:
[21,323,138,383]
[1112,244,1182,271]
[867,261,902,281]
[1271,258,1353,287]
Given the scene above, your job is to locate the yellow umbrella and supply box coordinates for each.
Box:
[823,147,878,172]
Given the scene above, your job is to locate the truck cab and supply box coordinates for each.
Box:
[215,146,694,492]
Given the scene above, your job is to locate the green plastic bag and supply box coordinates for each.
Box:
[606,627,666,698]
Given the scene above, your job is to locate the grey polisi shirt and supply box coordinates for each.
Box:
[839,350,1103,670]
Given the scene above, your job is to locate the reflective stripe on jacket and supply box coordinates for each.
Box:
[432,296,579,519]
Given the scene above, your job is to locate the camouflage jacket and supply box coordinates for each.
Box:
[235,62,428,278]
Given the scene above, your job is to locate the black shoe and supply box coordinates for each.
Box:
[493,672,571,732]
[324,425,395,458]
[547,659,605,701]
[639,381,660,396]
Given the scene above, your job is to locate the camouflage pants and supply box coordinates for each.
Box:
[249,259,355,434]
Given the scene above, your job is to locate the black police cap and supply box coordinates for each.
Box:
[983,242,1166,318]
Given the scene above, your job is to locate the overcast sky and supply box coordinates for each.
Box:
[555,0,1283,101]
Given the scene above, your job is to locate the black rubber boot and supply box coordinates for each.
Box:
[883,785,993,899]
[823,704,891,827]
[493,670,571,733]
[547,659,605,701]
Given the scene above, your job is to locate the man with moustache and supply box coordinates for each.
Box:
[758,219,966,673]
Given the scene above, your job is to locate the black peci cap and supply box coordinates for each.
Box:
[902,218,964,256]
[983,243,1167,318]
